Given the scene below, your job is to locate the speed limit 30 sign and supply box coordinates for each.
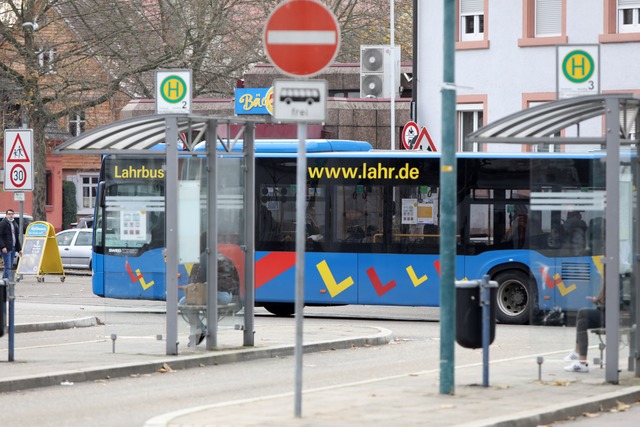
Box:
[4,129,34,191]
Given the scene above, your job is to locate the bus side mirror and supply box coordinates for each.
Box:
[98,181,106,208]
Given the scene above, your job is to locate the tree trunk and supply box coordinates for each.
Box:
[32,119,47,222]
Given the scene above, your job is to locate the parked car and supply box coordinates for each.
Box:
[0,213,33,233]
[55,229,93,270]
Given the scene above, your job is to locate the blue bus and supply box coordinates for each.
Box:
[92,140,608,324]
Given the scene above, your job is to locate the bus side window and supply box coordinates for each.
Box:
[258,203,279,243]
[423,224,439,246]
[587,217,604,255]
[469,204,491,245]
[563,211,587,255]
[335,185,383,244]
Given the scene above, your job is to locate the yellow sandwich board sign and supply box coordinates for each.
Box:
[17,221,65,282]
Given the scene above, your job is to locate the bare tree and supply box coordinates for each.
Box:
[0,0,412,220]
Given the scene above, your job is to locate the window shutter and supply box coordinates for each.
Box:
[620,106,638,139]
[536,0,562,36]
[618,0,640,7]
[461,0,483,14]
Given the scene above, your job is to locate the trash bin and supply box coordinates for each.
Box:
[456,280,496,349]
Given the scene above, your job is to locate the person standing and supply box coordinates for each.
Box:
[0,209,23,279]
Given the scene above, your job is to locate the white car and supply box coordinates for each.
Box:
[55,229,93,270]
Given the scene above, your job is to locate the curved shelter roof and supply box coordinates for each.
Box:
[465,93,640,147]
[465,93,640,385]
[53,114,256,155]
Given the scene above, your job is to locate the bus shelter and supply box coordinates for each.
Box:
[465,94,640,383]
[54,114,257,355]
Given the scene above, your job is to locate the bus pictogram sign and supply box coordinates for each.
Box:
[155,69,192,114]
[264,0,340,77]
[4,129,33,191]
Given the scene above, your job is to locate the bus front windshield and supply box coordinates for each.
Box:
[94,157,166,256]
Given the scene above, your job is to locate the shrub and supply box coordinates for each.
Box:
[62,181,78,229]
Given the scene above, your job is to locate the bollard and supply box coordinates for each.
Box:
[2,274,17,362]
[480,275,498,387]
[0,279,6,339]
[8,277,15,361]
[537,356,544,381]
[111,334,117,353]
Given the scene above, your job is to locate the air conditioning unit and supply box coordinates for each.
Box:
[360,45,400,98]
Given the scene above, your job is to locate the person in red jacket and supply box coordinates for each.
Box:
[0,209,23,280]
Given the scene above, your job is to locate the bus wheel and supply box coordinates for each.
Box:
[263,303,295,317]
[495,270,533,324]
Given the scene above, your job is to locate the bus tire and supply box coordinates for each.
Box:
[263,303,295,317]
[494,270,534,325]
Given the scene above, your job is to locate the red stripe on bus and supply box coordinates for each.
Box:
[255,252,296,289]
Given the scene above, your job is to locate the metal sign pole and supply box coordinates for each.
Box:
[206,119,219,350]
[244,122,256,347]
[165,117,179,355]
[440,0,457,395]
[294,122,307,418]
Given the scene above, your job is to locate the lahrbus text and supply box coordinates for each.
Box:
[113,165,165,179]
[308,162,420,180]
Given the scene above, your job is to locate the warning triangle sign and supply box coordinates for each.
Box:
[416,127,437,152]
[7,133,31,163]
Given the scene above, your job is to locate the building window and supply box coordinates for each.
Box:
[535,0,562,36]
[458,105,484,152]
[69,111,85,137]
[37,47,56,74]
[81,175,99,209]
[601,0,640,42]
[460,0,484,41]
[519,0,567,46]
[619,0,640,33]
[456,0,489,49]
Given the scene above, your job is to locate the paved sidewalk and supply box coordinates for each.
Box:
[0,315,391,393]
[1,297,640,426]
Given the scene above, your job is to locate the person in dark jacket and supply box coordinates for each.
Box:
[563,285,605,373]
[0,209,23,279]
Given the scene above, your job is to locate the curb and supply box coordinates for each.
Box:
[0,327,393,393]
[466,386,640,427]
[15,316,99,333]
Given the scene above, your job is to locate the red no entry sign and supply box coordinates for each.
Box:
[264,0,340,77]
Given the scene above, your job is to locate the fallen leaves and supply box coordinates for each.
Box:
[609,400,631,413]
[156,362,174,373]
